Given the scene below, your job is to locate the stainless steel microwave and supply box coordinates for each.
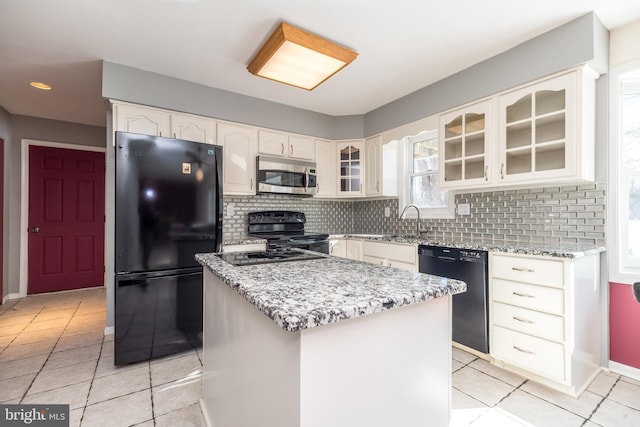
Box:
[256,156,317,196]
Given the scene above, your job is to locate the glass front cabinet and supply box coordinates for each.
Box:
[497,69,594,184]
[336,140,365,196]
[439,99,492,189]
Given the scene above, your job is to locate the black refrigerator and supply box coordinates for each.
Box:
[114,131,223,365]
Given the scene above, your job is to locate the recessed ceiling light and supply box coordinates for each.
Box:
[30,81,52,90]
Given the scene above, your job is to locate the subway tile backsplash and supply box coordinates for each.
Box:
[223,182,606,247]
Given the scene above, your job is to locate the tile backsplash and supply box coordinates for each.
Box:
[223,182,606,247]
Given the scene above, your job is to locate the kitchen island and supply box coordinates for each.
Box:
[196,252,466,427]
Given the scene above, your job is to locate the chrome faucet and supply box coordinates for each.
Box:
[400,204,427,237]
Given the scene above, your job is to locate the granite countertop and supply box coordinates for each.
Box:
[331,234,605,259]
[196,252,466,333]
[222,238,267,246]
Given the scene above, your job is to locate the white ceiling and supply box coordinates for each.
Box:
[1,0,640,128]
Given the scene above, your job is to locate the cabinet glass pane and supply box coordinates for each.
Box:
[506,121,532,149]
[350,161,360,175]
[351,147,360,160]
[465,113,485,133]
[465,158,485,180]
[414,138,439,173]
[340,162,349,176]
[444,161,462,182]
[341,178,349,191]
[506,94,532,123]
[536,90,565,116]
[445,115,463,138]
[351,178,360,192]
[465,133,485,156]
[444,138,462,160]
[340,148,350,161]
[506,150,532,175]
[535,144,565,171]
[535,113,565,144]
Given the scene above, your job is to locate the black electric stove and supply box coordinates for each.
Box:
[247,211,329,253]
[217,247,324,266]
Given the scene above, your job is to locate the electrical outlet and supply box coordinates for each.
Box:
[384,207,391,217]
[457,203,470,215]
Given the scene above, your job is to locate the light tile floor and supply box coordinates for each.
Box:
[0,288,205,426]
[2,289,640,426]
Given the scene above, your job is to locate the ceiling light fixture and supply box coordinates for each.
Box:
[30,81,52,90]
[247,22,358,91]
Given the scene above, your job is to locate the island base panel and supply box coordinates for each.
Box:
[202,271,452,427]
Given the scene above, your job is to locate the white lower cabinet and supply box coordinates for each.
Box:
[330,239,416,271]
[489,252,600,396]
[362,241,417,272]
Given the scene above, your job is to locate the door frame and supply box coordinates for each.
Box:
[19,139,106,297]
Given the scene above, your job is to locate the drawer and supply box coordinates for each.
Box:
[363,255,385,266]
[363,241,416,263]
[492,279,564,315]
[492,325,565,382]
[388,259,416,272]
[492,302,564,342]
[491,255,563,288]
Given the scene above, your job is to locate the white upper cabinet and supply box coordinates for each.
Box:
[336,140,365,196]
[439,99,492,189]
[170,114,216,145]
[365,135,382,196]
[258,130,315,161]
[314,139,337,198]
[288,135,315,161]
[112,101,217,146]
[217,122,257,195]
[113,103,171,137]
[498,67,596,185]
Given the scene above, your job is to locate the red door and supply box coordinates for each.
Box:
[28,146,105,294]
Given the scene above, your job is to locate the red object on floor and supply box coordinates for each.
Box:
[609,282,640,369]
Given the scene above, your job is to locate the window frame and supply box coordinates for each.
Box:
[398,130,455,219]
[609,60,640,283]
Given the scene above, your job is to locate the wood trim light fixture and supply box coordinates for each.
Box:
[247,22,358,91]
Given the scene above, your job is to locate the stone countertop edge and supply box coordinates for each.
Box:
[330,234,606,259]
[222,238,267,246]
[196,253,467,333]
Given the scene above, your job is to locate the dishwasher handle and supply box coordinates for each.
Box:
[435,256,457,262]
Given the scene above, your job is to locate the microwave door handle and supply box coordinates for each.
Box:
[304,167,309,193]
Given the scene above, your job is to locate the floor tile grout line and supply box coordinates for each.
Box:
[20,300,83,401]
[585,376,640,420]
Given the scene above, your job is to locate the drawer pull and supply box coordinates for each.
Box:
[513,316,535,324]
[512,267,535,273]
[512,292,535,298]
[513,346,536,355]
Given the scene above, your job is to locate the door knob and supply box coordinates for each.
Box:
[31,226,40,233]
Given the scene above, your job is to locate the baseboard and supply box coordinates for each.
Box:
[103,326,114,336]
[609,361,640,381]
[199,399,213,427]
[4,293,24,302]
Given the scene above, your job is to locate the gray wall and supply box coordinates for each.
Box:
[102,62,363,140]
[365,13,609,136]
[0,107,11,301]
[4,115,106,296]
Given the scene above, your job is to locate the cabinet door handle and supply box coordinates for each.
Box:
[250,178,253,190]
[484,165,488,181]
[512,292,535,298]
[513,346,536,355]
[513,316,535,324]
[360,183,363,193]
[500,163,505,179]
[512,267,535,273]
[376,181,380,192]
[290,145,293,156]
[281,143,284,155]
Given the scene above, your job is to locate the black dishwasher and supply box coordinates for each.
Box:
[418,245,489,354]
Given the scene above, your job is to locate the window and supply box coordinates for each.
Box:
[619,71,640,271]
[400,130,454,218]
